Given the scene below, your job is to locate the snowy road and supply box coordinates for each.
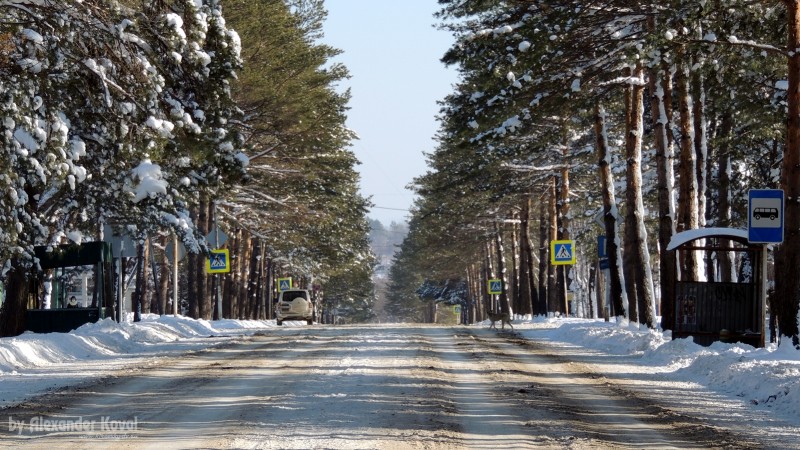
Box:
[0,325,773,449]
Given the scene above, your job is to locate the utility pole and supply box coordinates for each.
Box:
[173,234,179,316]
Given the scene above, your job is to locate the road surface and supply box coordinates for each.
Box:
[0,325,771,448]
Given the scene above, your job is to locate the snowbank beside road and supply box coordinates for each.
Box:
[511,317,800,427]
[0,315,270,375]
[0,315,280,407]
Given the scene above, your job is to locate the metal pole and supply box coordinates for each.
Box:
[117,257,122,322]
[118,240,125,323]
[761,245,768,348]
[603,268,611,321]
[173,234,179,316]
[214,201,222,320]
[215,275,221,320]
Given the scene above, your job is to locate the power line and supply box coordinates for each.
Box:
[371,206,410,212]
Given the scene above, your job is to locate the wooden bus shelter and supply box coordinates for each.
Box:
[667,228,766,347]
[25,241,115,333]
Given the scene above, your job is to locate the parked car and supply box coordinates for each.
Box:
[275,289,315,325]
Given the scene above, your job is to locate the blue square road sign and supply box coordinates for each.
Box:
[748,189,784,244]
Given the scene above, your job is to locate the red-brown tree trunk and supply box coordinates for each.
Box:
[776,0,800,345]
[676,52,700,281]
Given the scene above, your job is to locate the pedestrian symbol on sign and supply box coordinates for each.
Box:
[205,249,231,274]
[210,253,226,269]
[487,279,502,295]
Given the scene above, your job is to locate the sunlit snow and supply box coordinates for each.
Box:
[0,315,796,430]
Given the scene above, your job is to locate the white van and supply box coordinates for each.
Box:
[275,289,315,325]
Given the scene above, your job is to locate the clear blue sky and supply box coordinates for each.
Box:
[322,1,457,225]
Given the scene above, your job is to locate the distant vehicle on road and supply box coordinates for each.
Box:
[275,289,315,325]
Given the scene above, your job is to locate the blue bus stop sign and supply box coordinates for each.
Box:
[748,189,784,244]
[597,235,607,258]
[597,235,609,270]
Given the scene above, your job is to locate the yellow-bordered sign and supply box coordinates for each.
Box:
[487,279,502,294]
[206,249,230,273]
[551,240,576,265]
[277,277,292,292]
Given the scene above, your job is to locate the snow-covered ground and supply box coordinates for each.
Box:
[0,314,798,433]
[513,317,800,428]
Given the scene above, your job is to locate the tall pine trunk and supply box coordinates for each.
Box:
[466,265,476,323]
[559,144,571,315]
[494,222,511,315]
[257,247,268,320]
[0,262,31,336]
[537,200,549,316]
[157,235,170,315]
[623,71,640,323]
[547,178,560,315]
[693,74,708,231]
[133,240,148,322]
[595,103,628,320]
[248,238,261,320]
[510,216,520,313]
[624,65,657,328]
[775,1,800,346]
[518,195,534,317]
[650,62,677,330]
[717,113,735,282]
[484,241,495,314]
[195,195,210,319]
[676,53,701,281]
[240,231,253,319]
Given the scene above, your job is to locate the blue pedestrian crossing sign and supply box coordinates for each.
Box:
[551,240,576,265]
[206,249,230,274]
[277,277,293,292]
[748,189,784,244]
[487,279,502,295]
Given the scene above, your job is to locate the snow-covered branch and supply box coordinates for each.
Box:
[683,36,785,56]
[502,162,572,172]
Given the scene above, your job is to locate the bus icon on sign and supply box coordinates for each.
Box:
[753,207,778,221]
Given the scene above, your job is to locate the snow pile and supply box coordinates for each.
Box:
[514,317,800,422]
[0,314,273,375]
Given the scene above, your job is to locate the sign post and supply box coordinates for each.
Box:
[748,189,783,348]
[597,235,610,321]
[173,235,179,316]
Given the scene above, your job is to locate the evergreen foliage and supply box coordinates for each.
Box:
[0,0,375,334]
[390,0,797,341]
